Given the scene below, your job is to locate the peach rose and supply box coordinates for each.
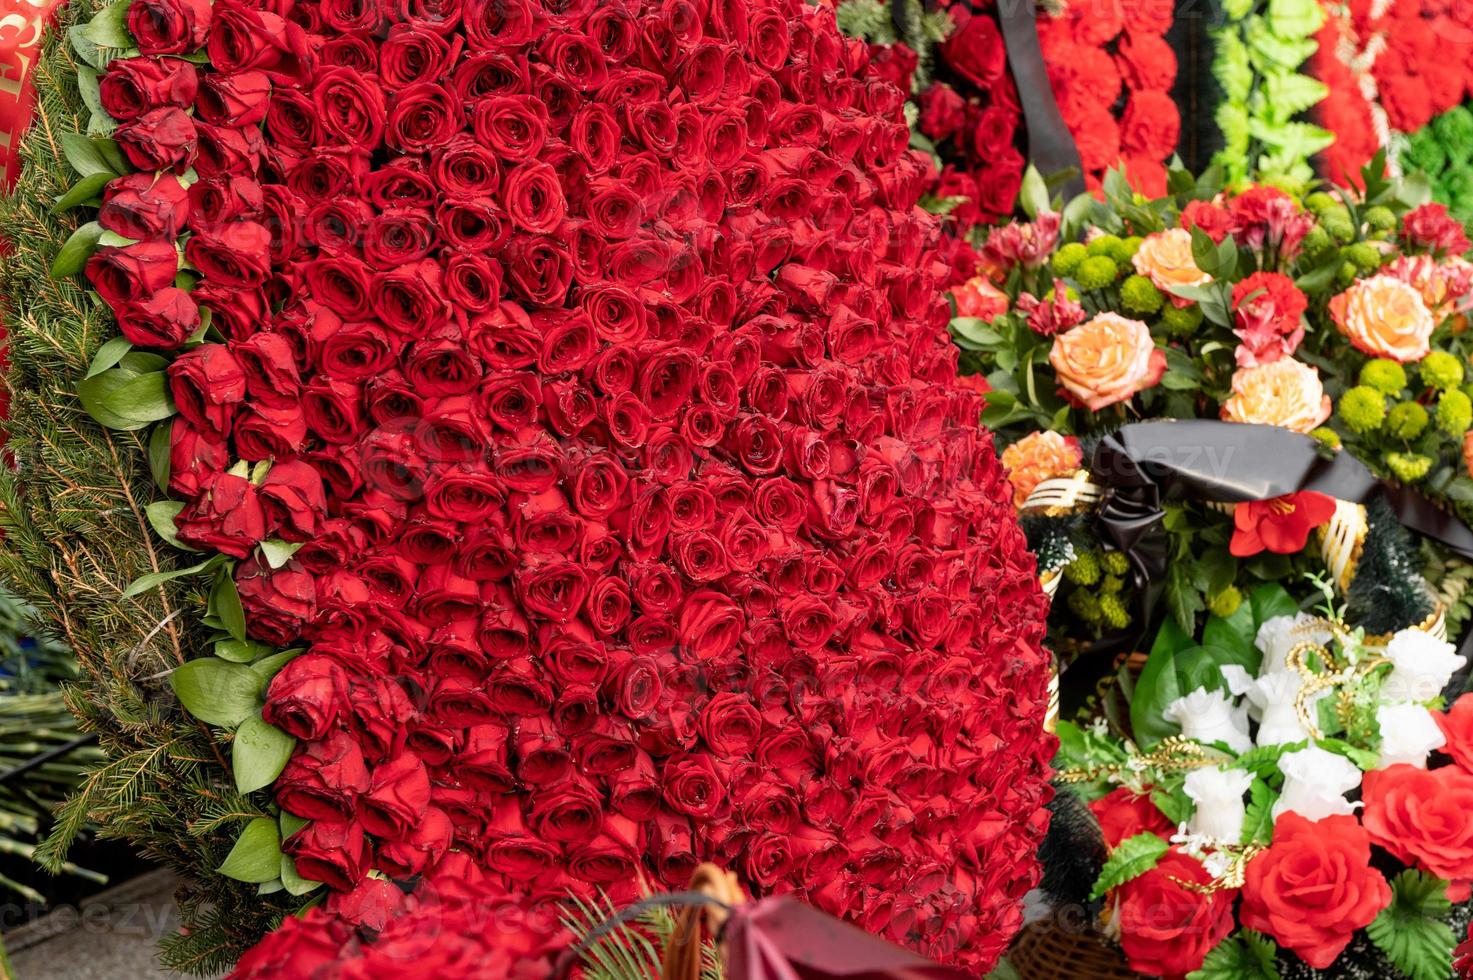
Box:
[1328,274,1436,363]
[953,275,1010,320]
[1464,430,1473,479]
[1132,228,1211,294]
[1221,359,1332,433]
[1049,312,1167,410]
[1001,431,1083,508]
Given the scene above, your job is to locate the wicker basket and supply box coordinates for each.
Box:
[1008,918,1142,979]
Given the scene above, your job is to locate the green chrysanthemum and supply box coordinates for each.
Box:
[1405,126,1449,176]
[1098,593,1130,629]
[1159,302,1204,338]
[1434,105,1473,165]
[1208,587,1242,618]
[1119,274,1163,315]
[1076,255,1120,291]
[1387,401,1429,440]
[1338,385,1387,434]
[1101,550,1129,576]
[1301,224,1333,257]
[1387,452,1434,482]
[1344,241,1382,272]
[1068,588,1102,623]
[1309,426,1342,450]
[1437,390,1473,435]
[1087,234,1123,258]
[1364,206,1396,234]
[1052,242,1088,278]
[1420,350,1465,391]
[1064,552,1102,586]
[1360,359,1407,394]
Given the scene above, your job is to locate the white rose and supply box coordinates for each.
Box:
[1377,703,1446,769]
[1183,767,1254,843]
[1255,613,1332,675]
[1273,744,1362,821]
[1164,687,1253,753]
[1223,665,1327,747]
[1382,628,1466,704]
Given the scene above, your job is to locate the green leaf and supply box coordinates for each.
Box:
[93,137,129,177]
[250,649,302,691]
[1166,561,1206,633]
[1133,616,1195,744]
[214,638,272,664]
[77,366,174,431]
[170,657,260,728]
[280,810,308,840]
[1190,225,1222,277]
[1188,930,1282,980]
[280,854,321,896]
[259,539,303,570]
[1018,165,1048,219]
[209,568,247,642]
[1263,73,1329,118]
[83,1,135,50]
[53,172,115,213]
[84,337,133,379]
[1265,0,1326,40]
[1367,870,1455,980]
[120,554,220,598]
[217,817,281,883]
[1090,832,1169,900]
[59,133,117,179]
[232,714,296,794]
[143,500,192,551]
[1249,582,1299,627]
[148,421,173,492]
[69,23,111,70]
[49,221,105,278]
[1241,778,1277,844]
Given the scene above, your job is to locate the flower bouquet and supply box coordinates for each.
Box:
[1059,593,1473,979]
[956,159,1473,670]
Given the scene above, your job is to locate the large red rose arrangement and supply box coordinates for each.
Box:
[63,0,1055,969]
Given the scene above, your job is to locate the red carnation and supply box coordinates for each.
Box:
[1404,203,1472,257]
[1231,271,1309,367]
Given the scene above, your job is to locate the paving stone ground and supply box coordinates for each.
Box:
[5,870,215,980]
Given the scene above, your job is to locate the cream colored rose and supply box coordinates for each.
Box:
[1132,228,1211,294]
[1000,431,1083,508]
[1328,274,1436,363]
[1220,358,1332,433]
[1048,312,1166,410]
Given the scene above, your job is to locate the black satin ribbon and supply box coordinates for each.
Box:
[995,0,1085,199]
[1060,420,1473,712]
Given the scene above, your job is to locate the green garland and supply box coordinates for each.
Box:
[1211,0,1333,184]
[0,0,301,970]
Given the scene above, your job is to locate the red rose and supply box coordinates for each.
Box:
[168,344,246,438]
[262,655,349,740]
[1087,788,1174,847]
[227,911,344,979]
[662,753,727,819]
[376,806,453,877]
[114,288,199,350]
[206,1,310,83]
[380,26,462,89]
[174,472,266,558]
[1241,812,1391,969]
[85,240,178,307]
[116,106,198,173]
[184,221,273,288]
[277,731,372,822]
[1363,764,1473,883]
[99,56,197,121]
[1437,694,1473,772]
[99,172,191,241]
[236,557,317,646]
[1115,848,1235,977]
[195,70,272,126]
[941,13,1006,88]
[126,0,211,55]
[386,82,461,152]
[359,751,431,839]
[283,819,369,891]
[312,68,385,148]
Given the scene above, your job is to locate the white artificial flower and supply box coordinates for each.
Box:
[1273,744,1362,821]
[1183,767,1254,843]
[1163,686,1252,753]
[1222,665,1329,747]
[1382,629,1466,703]
[1255,613,1333,675]
[1377,702,1447,769]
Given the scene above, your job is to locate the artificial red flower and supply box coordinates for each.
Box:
[1363,764,1473,883]
[1087,788,1174,847]
[1229,491,1337,557]
[1240,812,1391,969]
[1437,693,1473,772]
[1115,848,1236,977]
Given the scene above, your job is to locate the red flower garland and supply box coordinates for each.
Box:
[78,0,1054,970]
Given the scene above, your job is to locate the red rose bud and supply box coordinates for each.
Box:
[167,343,246,438]
[99,172,191,242]
[258,459,327,541]
[358,751,431,839]
[99,56,198,121]
[174,472,266,558]
[115,106,198,173]
[261,655,349,740]
[276,730,371,822]
[126,0,211,55]
[236,556,317,646]
[113,287,199,350]
[84,240,177,308]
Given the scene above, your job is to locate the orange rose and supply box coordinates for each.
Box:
[1464,430,1473,478]
[1000,431,1083,507]
[1132,228,1210,295]
[952,275,1010,320]
[1328,274,1436,363]
[1049,312,1166,410]
[1221,358,1332,432]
